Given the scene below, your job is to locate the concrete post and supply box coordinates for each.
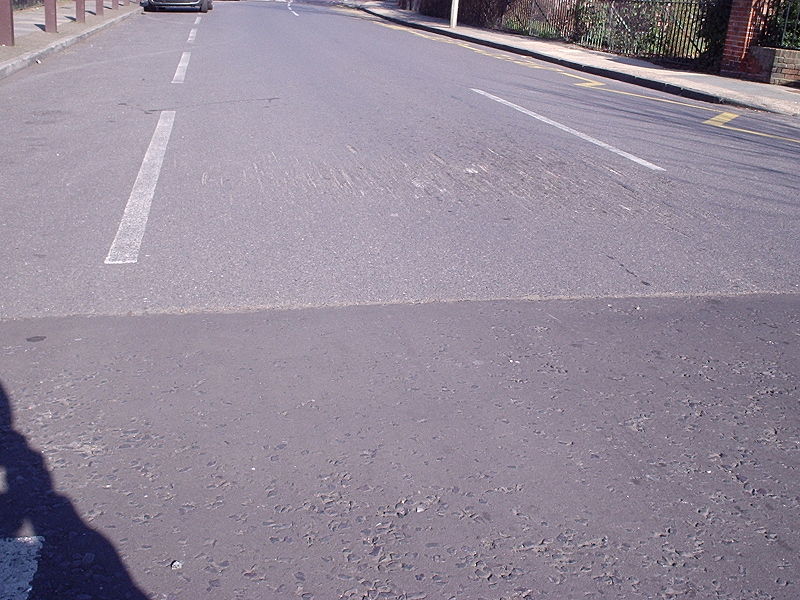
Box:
[45,0,57,32]
[0,0,13,47]
[76,0,85,22]
[96,0,103,16]
[450,0,459,27]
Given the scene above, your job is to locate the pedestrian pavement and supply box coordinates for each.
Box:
[2,0,799,117]
[0,0,140,80]
[355,0,800,117]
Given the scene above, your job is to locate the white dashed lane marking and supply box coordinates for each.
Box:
[171,51,191,84]
[105,111,177,265]
[471,88,665,171]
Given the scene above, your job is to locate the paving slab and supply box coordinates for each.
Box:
[0,0,140,80]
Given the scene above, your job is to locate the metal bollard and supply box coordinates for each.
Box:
[76,0,85,22]
[0,0,13,47]
[45,0,57,32]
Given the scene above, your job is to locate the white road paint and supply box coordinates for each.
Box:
[188,28,197,43]
[251,0,298,12]
[194,16,201,24]
[105,111,176,265]
[471,88,665,171]
[171,51,191,84]
[0,537,43,600]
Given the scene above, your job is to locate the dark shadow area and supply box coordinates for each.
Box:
[140,2,203,12]
[0,382,149,600]
[12,0,44,9]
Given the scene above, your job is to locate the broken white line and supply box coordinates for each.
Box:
[471,88,665,171]
[188,28,197,43]
[105,111,176,265]
[172,51,191,84]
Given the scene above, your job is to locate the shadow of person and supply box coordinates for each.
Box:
[0,382,149,600]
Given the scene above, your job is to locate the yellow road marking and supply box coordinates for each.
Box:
[704,112,739,126]
[376,21,559,70]
[704,112,800,143]
[562,73,604,86]
[597,87,720,111]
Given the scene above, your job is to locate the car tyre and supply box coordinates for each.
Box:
[199,0,208,12]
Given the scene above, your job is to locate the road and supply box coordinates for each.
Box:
[0,2,798,599]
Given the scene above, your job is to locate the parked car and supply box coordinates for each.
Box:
[143,0,212,12]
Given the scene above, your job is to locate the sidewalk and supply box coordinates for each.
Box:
[356,0,800,117]
[0,0,140,80]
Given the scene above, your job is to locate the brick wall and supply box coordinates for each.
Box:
[720,0,779,77]
[748,46,800,83]
[772,48,800,84]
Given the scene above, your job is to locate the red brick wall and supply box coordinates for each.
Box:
[720,0,775,77]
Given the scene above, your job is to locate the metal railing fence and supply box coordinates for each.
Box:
[13,0,42,9]
[500,0,732,70]
[415,0,732,71]
[759,0,800,49]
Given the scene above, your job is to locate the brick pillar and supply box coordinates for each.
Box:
[720,0,773,76]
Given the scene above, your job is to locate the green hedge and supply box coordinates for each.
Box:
[760,0,800,49]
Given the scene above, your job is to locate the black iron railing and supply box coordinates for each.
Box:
[13,0,45,9]
[759,0,800,49]
[415,0,732,71]
[501,0,732,70]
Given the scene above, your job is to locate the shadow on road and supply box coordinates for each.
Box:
[0,381,149,600]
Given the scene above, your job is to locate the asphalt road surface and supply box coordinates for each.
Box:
[0,2,798,599]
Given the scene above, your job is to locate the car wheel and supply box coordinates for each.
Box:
[199,0,208,11]
[208,0,213,9]
[143,1,154,10]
